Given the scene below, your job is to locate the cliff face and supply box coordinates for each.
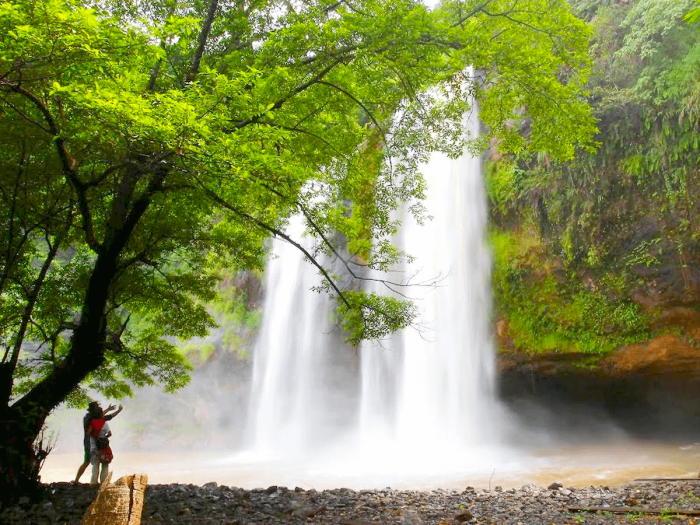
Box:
[497,305,700,439]
[498,298,700,376]
[488,0,700,409]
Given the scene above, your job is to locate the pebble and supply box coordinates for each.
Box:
[0,479,699,523]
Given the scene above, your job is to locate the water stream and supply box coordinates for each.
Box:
[353,106,504,474]
[242,104,514,481]
[245,217,358,457]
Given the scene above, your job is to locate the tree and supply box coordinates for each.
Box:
[685,0,700,24]
[0,0,594,495]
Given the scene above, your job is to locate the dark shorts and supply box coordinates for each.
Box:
[83,447,90,463]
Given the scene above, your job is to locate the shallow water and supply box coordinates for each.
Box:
[42,441,700,490]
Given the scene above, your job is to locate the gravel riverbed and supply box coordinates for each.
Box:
[1,478,700,524]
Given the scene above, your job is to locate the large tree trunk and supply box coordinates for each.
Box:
[0,406,49,501]
[0,176,156,501]
[0,254,114,501]
[0,365,38,501]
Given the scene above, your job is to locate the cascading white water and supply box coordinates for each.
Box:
[246,101,506,480]
[41,95,678,488]
[356,105,501,472]
[245,219,358,456]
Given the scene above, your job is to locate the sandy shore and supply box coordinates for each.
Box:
[41,441,700,490]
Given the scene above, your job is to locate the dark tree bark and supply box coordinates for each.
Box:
[0,164,165,501]
[188,0,219,82]
[536,195,553,240]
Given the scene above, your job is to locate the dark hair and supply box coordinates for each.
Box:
[87,401,101,419]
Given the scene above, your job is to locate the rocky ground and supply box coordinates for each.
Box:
[1,479,700,524]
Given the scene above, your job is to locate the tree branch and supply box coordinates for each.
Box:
[0,80,100,252]
[317,80,388,140]
[0,95,51,132]
[188,0,219,82]
[228,59,344,130]
[453,0,495,27]
[236,168,445,295]
[194,178,352,308]
[149,6,176,91]
[6,200,75,390]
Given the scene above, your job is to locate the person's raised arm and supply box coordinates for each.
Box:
[103,404,122,421]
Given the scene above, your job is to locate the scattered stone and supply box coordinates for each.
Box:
[454,510,473,521]
[2,479,700,523]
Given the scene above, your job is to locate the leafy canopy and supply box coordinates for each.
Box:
[0,0,595,405]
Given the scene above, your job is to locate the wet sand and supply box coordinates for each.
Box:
[41,441,700,490]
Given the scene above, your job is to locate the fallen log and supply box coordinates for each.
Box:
[568,506,700,516]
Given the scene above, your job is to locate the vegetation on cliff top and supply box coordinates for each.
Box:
[488,0,700,357]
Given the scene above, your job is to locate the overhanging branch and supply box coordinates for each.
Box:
[0,80,100,252]
[228,59,344,130]
[195,178,352,309]
[316,80,388,140]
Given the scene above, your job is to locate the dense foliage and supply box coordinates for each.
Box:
[0,0,594,494]
[487,0,700,356]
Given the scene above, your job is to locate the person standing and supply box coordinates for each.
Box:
[86,405,115,485]
[74,401,122,483]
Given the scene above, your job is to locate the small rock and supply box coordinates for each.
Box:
[454,510,473,522]
[548,482,563,490]
[292,505,317,518]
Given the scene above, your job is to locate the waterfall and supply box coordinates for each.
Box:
[246,102,503,478]
[357,105,500,471]
[245,219,358,456]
